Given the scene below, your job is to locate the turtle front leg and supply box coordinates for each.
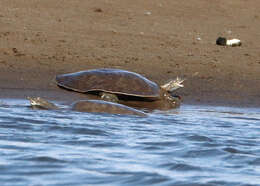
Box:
[99,92,119,103]
[160,77,185,93]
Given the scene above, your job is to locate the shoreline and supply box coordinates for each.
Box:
[0,85,259,109]
[0,0,259,108]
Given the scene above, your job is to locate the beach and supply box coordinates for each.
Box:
[0,0,259,106]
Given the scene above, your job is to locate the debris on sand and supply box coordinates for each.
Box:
[144,11,152,16]
[216,37,241,47]
[94,8,103,13]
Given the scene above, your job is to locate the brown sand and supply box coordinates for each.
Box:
[0,0,259,107]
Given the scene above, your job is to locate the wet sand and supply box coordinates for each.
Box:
[0,0,259,107]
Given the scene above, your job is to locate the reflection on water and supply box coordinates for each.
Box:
[0,99,259,185]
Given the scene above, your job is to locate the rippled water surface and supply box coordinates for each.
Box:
[0,99,260,186]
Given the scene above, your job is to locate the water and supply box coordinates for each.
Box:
[0,99,259,186]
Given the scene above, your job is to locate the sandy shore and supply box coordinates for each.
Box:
[0,0,259,107]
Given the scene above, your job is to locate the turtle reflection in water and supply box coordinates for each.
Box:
[28,97,146,117]
[55,68,184,111]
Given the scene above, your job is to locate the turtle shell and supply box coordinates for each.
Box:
[56,68,160,98]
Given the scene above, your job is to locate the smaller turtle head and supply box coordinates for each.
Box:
[160,77,184,93]
[27,97,42,106]
[27,97,58,110]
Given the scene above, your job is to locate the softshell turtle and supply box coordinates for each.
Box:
[28,97,146,117]
[56,68,184,110]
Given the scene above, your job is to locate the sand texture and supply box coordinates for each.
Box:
[0,0,259,106]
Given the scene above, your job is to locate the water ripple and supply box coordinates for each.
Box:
[0,101,259,185]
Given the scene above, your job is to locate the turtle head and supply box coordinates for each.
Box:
[162,93,182,108]
[27,97,58,110]
[27,97,42,106]
[160,77,184,93]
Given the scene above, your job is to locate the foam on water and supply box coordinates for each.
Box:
[0,99,259,185]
